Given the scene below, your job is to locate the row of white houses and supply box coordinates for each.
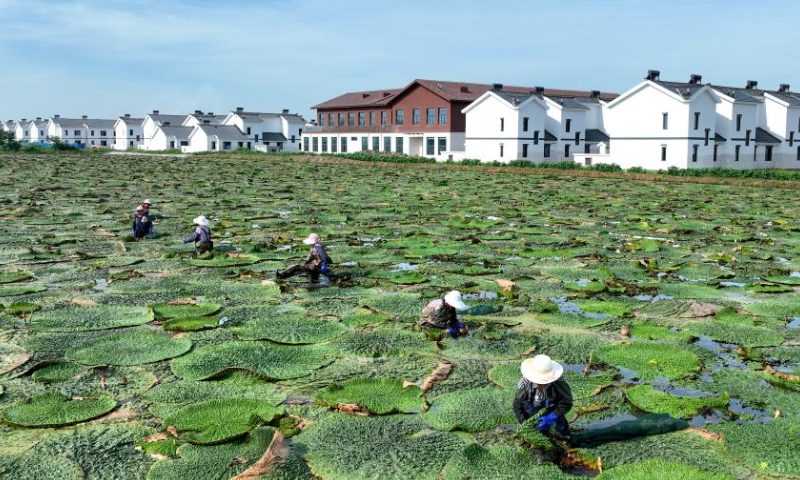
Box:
[2,108,306,153]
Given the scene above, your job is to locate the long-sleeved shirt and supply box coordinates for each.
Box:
[184,226,211,244]
[305,244,330,269]
[513,377,573,423]
[418,298,458,329]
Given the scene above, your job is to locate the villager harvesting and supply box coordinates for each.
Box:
[276,233,332,284]
[418,290,470,338]
[131,205,153,240]
[514,354,574,441]
[183,215,213,254]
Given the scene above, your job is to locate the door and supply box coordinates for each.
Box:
[766,146,774,162]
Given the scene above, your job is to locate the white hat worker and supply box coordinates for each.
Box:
[521,354,564,385]
[302,233,321,245]
[193,215,210,227]
[135,206,144,212]
[444,290,469,311]
[143,199,153,206]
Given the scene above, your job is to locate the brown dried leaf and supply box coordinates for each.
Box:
[166,299,198,306]
[229,430,290,480]
[495,279,516,293]
[764,365,800,382]
[687,427,723,442]
[142,432,169,443]
[421,363,453,393]
[228,253,250,258]
[678,302,721,318]
[402,381,417,389]
[337,403,369,416]
[167,426,179,438]
[71,298,98,307]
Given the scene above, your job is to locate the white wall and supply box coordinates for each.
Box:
[463,93,547,163]
[114,120,144,150]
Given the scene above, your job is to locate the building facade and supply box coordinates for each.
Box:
[114,114,144,150]
[222,108,306,152]
[141,111,190,150]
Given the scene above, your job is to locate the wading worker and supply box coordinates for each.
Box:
[131,206,151,240]
[418,290,469,338]
[276,233,331,284]
[514,354,573,440]
[183,215,213,254]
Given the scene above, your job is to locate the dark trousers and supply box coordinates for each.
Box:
[279,264,320,283]
[195,241,213,255]
[524,405,571,439]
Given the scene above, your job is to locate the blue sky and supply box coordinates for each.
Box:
[1,0,798,121]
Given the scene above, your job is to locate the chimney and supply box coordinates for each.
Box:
[236,107,244,113]
[282,109,289,114]
[164,122,171,126]
[82,115,88,119]
[54,115,60,119]
[746,80,758,90]
[492,83,504,91]
[21,118,27,122]
[460,86,469,93]
[195,110,203,115]
[534,86,545,95]
[591,90,601,98]
[362,93,370,99]
[203,120,210,124]
[36,117,41,121]
[208,112,214,115]
[779,83,791,93]
[689,74,702,84]
[646,69,661,81]
[124,113,130,118]
[153,110,160,115]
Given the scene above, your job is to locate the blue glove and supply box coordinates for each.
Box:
[536,412,558,432]
[448,322,465,338]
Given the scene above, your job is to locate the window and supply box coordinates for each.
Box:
[736,114,742,132]
[564,144,570,158]
[754,145,758,161]
[533,131,539,145]
[101,140,108,147]
[745,130,751,146]
[369,112,375,126]
[438,108,447,125]
[692,144,698,162]
[246,127,251,135]
[331,137,338,153]
[238,142,244,148]
[313,137,319,152]
[694,112,700,130]
[223,141,231,150]
[372,137,379,151]
[358,112,365,126]
[129,141,134,147]
[91,130,95,136]
[735,145,740,161]
[713,144,718,162]
[500,118,505,132]
[565,119,572,133]
[522,143,529,158]
[384,137,391,152]
[427,108,436,125]
[395,136,403,153]
[662,113,669,130]
[798,117,800,132]
[74,130,80,136]
[797,146,800,160]
[304,137,309,151]
[136,135,140,141]
[704,128,710,146]
[790,132,795,147]
[661,145,667,161]
[291,134,296,143]
[180,140,188,147]
[361,137,368,150]
[412,109,420,125]
[523,117,529,132]
[766,145,773,162]
[381,111,387,125]
[395,110,404,125]
[338,113,345,125]
[40,130,44,136]
[426,138,435,155]
[438,137,446,155]
[319,114,324,126]
[321,137,328,152]
[575,132,580,145]
[342,136,348,153]
[500,144,504,158]
[584,143,591,153]
[348,113,355,126]
[544,144,551,157]
[329,113,334,126]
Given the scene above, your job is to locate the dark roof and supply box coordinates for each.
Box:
[233,111,307,123]
[158,126,192,141]
[548,96,589,110]
[85,119,116,129]
[714,133,727,142]
[709,86,763,103]
[149,114,189,126]
[313,79,618,110]
[117,117,144,124]
[585,129,610,143]
[196,125,248,141]
[653,80,706,99]
[768,92,800,107]
[755,127,781,144]
[544,130,557,142]
[261,132,288,142]
[191,114,228,125]
[52,118,88,127]
[494,91,536,106]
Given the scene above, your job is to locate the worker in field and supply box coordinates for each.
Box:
[131,206,149,240]
[418,290,469,338]
[276,233,332,284]
[514,354,573,441]
[183,215,213,254]
[141,199,153,217]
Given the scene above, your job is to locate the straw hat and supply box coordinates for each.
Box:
[193,215,209,227]
[520,355,563,384]
[302,233,321,245]
[143,199,152,206]
[444,290,468,311]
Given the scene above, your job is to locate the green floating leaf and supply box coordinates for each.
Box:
[171,341,331,381]
[763,275,800,286]
[0,285,46,297]
[3,392,116,427]
[31,306,154,332]
[5,301,40,315]
[316,378,423,414]
[0,272,32,284]
[232,313,347,344]
[31,362,85,383]
[0,454,83,480]
[625,385,729,418]
[442,444,570,480]
[600,458,735,480]
[574,299,632,317]
[188,254,261,268]
[297,414,462,480]
[162,398,282,445]
[422,387,516,432]
[163,316,219,332]
[332,329,433,358]
[711,421,800,476]
[67,330,192,366]
[594,342,700,380]
[685,321,783,347]
[0,342,31,374]
[151,302,221,319]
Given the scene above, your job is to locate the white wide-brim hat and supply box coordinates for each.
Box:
[521,355,564,384]
[143,199,152,205]
[193,215,210,227]
[303,233,321,245]
[444,290,469,311]
[135,206,144,212]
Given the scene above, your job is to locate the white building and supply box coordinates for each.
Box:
[46,116,87,145]
[222,108,306,152]
[84,119,116,148]
[13,120,28,142]
[2,120,14,134]
[150,125,192,151]
[183,111,227,128]
[114,114,144,150]
[185,124,250,153]
[141,111,190,150]
[27,118,49,143]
